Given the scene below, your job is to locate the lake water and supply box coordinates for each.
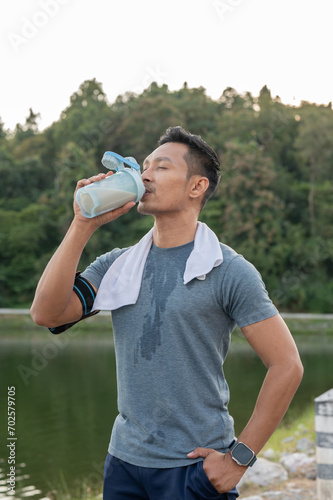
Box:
[0,323,332,499]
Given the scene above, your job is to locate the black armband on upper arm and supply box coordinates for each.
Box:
[73,273,96,315]
[48,272,99,334]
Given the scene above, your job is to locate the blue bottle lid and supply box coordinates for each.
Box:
[101,151,140,171]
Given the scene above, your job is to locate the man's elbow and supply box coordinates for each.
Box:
[30,301,58,328]
[30,305,50,327]
[290,354,304,388]
[30,301,81,328]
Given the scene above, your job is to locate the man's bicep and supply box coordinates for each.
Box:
[241,314,300,369]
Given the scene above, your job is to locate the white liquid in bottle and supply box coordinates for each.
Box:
[79,188,137,216]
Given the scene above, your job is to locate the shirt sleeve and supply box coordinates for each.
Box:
[80,247,129,289]
[222,255,279,329]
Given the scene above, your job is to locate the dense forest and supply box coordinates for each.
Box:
[0,79,332,312]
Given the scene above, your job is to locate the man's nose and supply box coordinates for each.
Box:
[141,169,152,182]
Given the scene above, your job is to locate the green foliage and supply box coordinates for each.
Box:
[0,81,332,311]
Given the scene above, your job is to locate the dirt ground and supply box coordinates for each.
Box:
[239,476,318,499]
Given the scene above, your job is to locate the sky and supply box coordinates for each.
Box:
[1,0,333,131]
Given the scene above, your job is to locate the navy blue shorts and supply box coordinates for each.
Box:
[103,453,239,500]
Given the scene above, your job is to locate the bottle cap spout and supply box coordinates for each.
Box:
[101,152,140,171]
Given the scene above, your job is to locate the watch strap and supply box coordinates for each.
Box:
[247,454,257,467]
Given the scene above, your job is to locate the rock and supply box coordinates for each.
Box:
[242,496,264,500]
[296,437,315,454]
[238,457,288,488]
[295,423,307,435]
[281,436,295,444]
[261,448,277,460]
[305,464,317,480]
[279,452,316,475]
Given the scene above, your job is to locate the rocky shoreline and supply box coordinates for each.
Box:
[238,434,318,500]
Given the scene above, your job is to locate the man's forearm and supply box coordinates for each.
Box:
[30,219,95,325]
[237,359,303,454]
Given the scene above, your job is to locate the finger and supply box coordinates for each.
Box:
[89,173,105,182]
[112,201,136,216]
[187,447,215,459]
[75,174,106,192]
[95,201,136,224]
[74,179,92,194]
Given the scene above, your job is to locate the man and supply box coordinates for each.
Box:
[31,126,303,499]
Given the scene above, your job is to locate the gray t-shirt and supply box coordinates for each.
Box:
[82,240,278,468]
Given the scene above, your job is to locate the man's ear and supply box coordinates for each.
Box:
[189,176,209,200]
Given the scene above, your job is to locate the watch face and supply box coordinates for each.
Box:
[233,443,254,464]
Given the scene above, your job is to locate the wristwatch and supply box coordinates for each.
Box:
[228,440,257,467]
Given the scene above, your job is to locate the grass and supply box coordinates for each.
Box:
[45,470,103,500]
[261,403,315,457]
[285,317,333,337]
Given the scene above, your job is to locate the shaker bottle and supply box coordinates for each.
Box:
[75,151,145,218]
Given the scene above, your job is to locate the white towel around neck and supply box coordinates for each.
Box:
[92,222,223,311]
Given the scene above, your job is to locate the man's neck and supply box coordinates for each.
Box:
[152,215,198,249]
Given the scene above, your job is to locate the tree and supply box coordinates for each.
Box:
[103,83,185,164]
[295,103,333,236]
[0,116,7,140]
[25,108,41,133]
[52,78,111,154]
[214,88,256,149]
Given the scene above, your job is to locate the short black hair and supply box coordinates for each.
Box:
[158,126,221,208]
